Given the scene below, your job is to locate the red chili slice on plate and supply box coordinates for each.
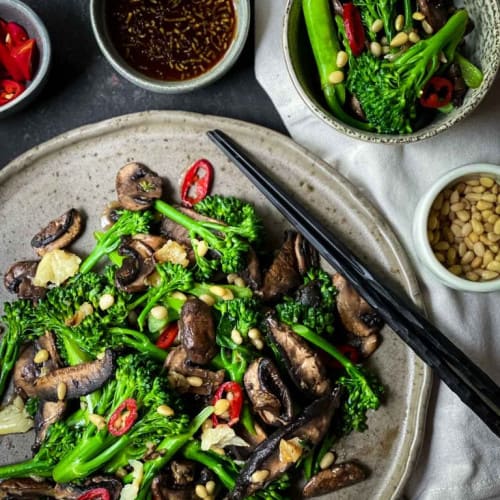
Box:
[343,3,365,57]
[76,488,111,500]
[180,158,214,207]
[420,76,454,109]
[108,398,138,436]
[156,321,179,349]
[0,79,25,105]
[211,381,244,427]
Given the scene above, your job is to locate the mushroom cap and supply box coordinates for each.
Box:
[116,162,163,211]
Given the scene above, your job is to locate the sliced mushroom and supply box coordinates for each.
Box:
[265,314,331,398]
[302,462,367,497]
[100,201,123,230]
[239,248,262,291]
[81,475,123,500]
[13,344,38,399]
[165,346,224,397]
[261,231,318,302]
[416,0,451,31]
[244,358,293,427]
[30,208,84,256]
[23,350,115,402]
[115,237,156,293]
[229,388,342,500]
[333,274,384,338]
[0,478,83,499]
[3,260,45,301]
[116,162,163,211]
[179,298,216,365]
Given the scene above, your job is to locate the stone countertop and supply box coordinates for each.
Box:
[0,0,287,168]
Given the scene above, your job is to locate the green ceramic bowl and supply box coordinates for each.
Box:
[90,0,250,94]
[283,0,500,144]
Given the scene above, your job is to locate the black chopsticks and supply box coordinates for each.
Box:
[207,128,500,438]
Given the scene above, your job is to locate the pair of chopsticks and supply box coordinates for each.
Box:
[207,129,500,439]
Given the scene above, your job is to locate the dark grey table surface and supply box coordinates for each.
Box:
[0,1,287,169]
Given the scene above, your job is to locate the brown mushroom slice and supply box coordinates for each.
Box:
[179,298,217,365]
[100,201,123,230]
[165,346,224,397]
[32,349,115,402]
[265,314,331,398]
[244,358,293,427]
[13,344,38,399]
[30,208,84,256]
[261,231,318,302]
[34,400,67,449]
[0,478,83,499]
[240,248,262,291]
[116,162,163,211]
[229,388,342,500]
[416,0,450,31]
[333,273,384,337]
[115,238,156,293]
[302,462,367,497]
[4,260,46,300]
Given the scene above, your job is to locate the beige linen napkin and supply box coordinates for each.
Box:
[254,2,500,498]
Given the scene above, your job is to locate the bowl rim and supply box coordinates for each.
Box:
[0,0,51,114]
[412,163,500,292]
[282,0,500,144]
[90,0,250,94]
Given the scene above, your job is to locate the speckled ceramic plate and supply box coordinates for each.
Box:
[0,111,431,499]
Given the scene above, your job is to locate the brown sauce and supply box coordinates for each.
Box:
[106,0,237,82]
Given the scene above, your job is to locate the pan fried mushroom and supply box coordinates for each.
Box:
[165,346,224,397]
[261,231,318,302]
[265,313,331,398]
[302,461,367,497]
[3,261,45,301]
[179,298,217,365]
[30,209,84,256]
[229,388,342,500]
[115,237,156,293]
[116,162,163,211]
[244,358,293,427]
[0,478,82,499]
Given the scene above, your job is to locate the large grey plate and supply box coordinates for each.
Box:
[0,111,431,499]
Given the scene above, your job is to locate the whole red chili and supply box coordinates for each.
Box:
[343,3,365,57]
[420,76,454,108]
[76,488,111,500]
[180,158,214,207]
[156,322,179,349]
[108,398,138,436]
[0,79,25,105]
[211,381,244,427]
[10,38,36,81]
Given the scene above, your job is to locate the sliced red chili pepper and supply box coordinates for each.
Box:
[0,79,25,105]
[156,321,179,349]
[76,488,111,500]
[108,398,138,436]
[0,43,24,82]
[211,381,244,427]
[5,22,29,50]
[0,19,7,41]
[420,76,454,109]
[343,3,365,57]
[180,158,214,207]
[10,38,36,81]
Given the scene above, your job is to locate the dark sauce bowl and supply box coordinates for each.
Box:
[90,0,250,94]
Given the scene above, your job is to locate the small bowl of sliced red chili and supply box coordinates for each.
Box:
[0,0,50,118]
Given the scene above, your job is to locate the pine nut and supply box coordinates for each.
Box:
[171,291,188,301]
[233,277,246,288]
[214,398,231,415]
[473,242,485,257]
[336,50,348,68]
[248,328,262,340]
[231,329,243,345]
[408,31,420,43]
[390,32,408,47]
[205,481,216,495]
[197,240,209,257]
[89,413,106,429]
[461,251,474,265]
[34,349,49,364]
[371,19,384,32]
[412,11,425,20]
[221,289,234,300]
[328,70,344,84]
[99,293,115,311]
[370,41,382,57]
[395,14,404,31]
[199,294,215,306]
[57,382,67,401]
[487,261,500,273]
[251,470,270,483]
[253,339,265,350]
[319,451,336,470]
[227,273,238,284]
[456,210,470,222]
[209,285,226,297]
[186,376,204,387]
[150,306,168,321]
[471,219,484,235]
[195,484,209,499]
[157,405,175,417]
[480,176,495,188]
[422,20,434,34]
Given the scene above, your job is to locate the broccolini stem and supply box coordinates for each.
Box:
[0,332,21,399]
[108,327,167,362]
[0,458,54,480]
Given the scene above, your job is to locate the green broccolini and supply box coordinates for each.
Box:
[346,10,469,134]
[354,0,399,41]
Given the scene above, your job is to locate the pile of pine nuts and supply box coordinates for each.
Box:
[427,174,500,282]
